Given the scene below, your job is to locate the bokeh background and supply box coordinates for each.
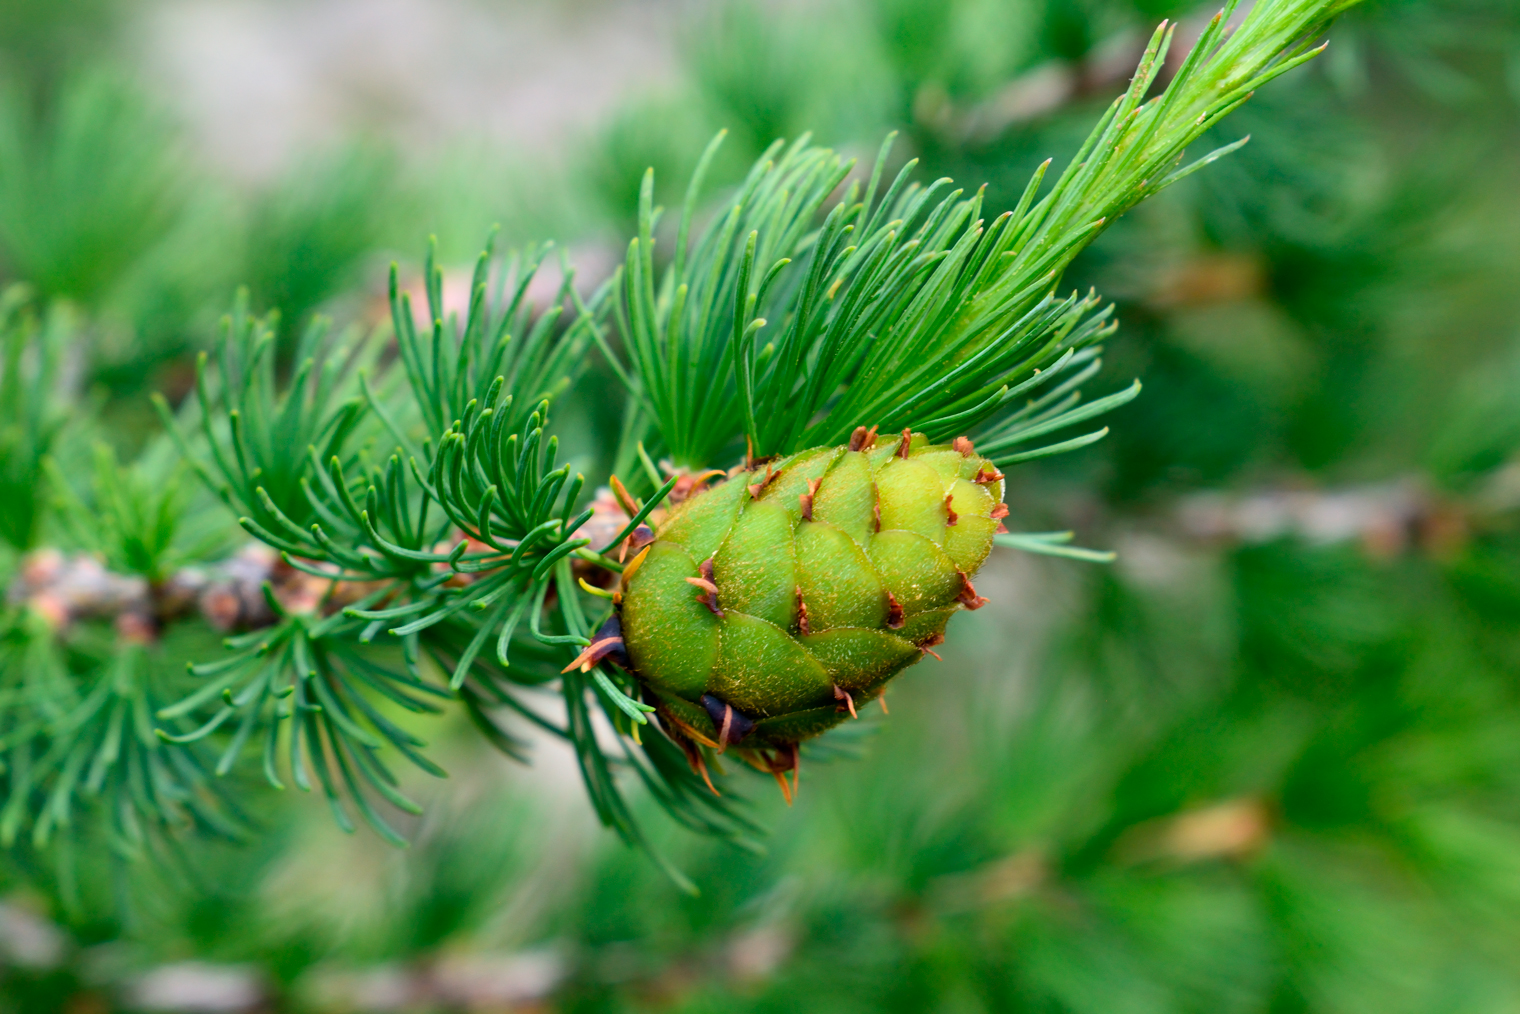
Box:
[4,0,1520,1010]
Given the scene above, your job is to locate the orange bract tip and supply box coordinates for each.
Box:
[849,424,879,452]
[956,572,989,610]
[920,631,945,660]
[747,466,779,499]
[833,684,858,719]
[620,545,651,585]
[772,768,795,805]
[609,474,640,517]
[672,469,726,504]
[687,557,722,615]
[743,437,780,473]
[560,635,626,674]
[694,752,720,796]
[618,523,655,563]
[798,477,822,522]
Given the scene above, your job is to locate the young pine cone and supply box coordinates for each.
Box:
[618,429,1006,753]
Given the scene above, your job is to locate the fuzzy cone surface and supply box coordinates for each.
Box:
[619,431,1005,753]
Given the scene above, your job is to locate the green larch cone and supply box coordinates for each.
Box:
[615,427,1006,778]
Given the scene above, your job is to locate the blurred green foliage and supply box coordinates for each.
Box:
[0,71,189,310]
[240,143,407,345]
[0,289,67,553]
[1,0,1520,1011]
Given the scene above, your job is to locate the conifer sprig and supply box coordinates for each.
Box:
[387,237,596,446]
[0,0,1363,876]
[147,242,763,866]
[0,620,245,858]
[0,306,247,857]
[151,248,632,841]
[607,0,1352,475]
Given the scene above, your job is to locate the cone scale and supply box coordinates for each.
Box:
[611,428,1005,778]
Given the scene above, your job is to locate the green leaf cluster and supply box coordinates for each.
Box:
[607,0,1350,474]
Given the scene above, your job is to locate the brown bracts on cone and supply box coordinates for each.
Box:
[611,430,1006,796]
